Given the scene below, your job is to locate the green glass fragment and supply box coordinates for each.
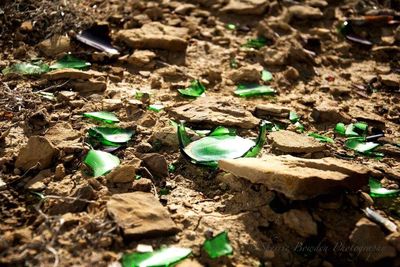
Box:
[209,126,235,137]
[226,23,236,30]
[244,120,267,158]
[84,150,120,177]
[178,80,205,98]
[168,164,176,173]
[234,84,275,97]
[261,70,273,82]
[203,231,233,259]
[49,55,91,70]
[369,178,400,198]
[354,122,368,132]
[294,121,305,133]
[121,247,191,267]
[148,104,164,112]
[159,188,170,195]
[88,127,133,144]
[83,111,119,124]
[230,58,238,69]
[243,37,267,49]
[334,123,346,135]
[308,133,334,143]
[289,111,300,123]
[2,62,49,75]
[177,121,266,167]
[345,137,379,153]
[345,124,360,137]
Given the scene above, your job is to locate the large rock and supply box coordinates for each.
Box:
[219,155,371,200]
[288,5,323,21]
[268,130,325,153]
[169,97,259,129]
[45,122,81,152]
[37,35,70,57]
[311,102,351,124]
[255,104,290,118]
[227,64,263,83]
[43,69,104,81]
[105,158,141,183]
[221,0,268,15]
[106,192,180,238]
[117,22,189,51]
[283,209,317,237]
[349,218,396,262]
[15,136,59,171]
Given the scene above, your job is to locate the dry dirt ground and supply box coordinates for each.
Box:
[1,0,400,266]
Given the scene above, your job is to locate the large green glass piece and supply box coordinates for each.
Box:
[83,111,120,124]
[203,231,233,259]
[178,80,205,98]
[369,178,400,198]
[177,121,267,167]
[2,62,49,75]
[334,123,346,135]
[121,247,191,267]
[49,55,91,70]
[345,137,379,153]
[84,150,120,177]
[289,111,300,123]
[88,127,133,144]
[234,84,275,97]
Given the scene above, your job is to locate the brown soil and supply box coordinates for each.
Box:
[1,0,400,267]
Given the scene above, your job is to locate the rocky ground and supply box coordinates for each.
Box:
[1,0,400,266]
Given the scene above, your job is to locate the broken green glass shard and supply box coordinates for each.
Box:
[308,133,334,143]
[84,150,120,177]
[49,55,91,70]
[334,123,346,135]
[88,127,133,145]
[148,104,164,112]
[345,137,379,153]
[178,80,205,98]
[2,62,49,75]
[203,231,233,259]
[354,122,368,131]
[177,121,267,167]
[289,111,300,123]
[209,126,236,137]
[226,23,236,30]
[83,111,119,124]
[234,84,275,97]
[294,121,305,133]
[121,247,191,267]
[243,37,267,49]
[345,124,359,137]
[230,58,238,69]
[369,178,400,198]
[261,70,273,82]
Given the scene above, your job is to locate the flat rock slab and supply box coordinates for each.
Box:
[255,103,291,118]
[221,0,268,15]
[219,155,370,200]
[15,136,59,171]
[44,69,104,81]
[107,192,179,238]
[117,22,189,51]
[268,130,325,153]
[169,97,259,129]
